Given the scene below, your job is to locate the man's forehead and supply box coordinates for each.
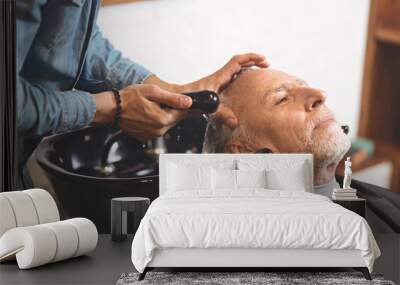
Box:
[266,78,307,94]
[223,69,307,104]
[254,69,305,88]
[234,69,306,97]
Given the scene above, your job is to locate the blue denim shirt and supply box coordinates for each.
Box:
[17,0,152,139]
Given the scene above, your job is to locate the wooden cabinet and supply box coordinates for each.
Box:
[360,0,400,144]
[359,0,400,192]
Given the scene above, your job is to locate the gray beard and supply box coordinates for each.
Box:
[305,122,351,172]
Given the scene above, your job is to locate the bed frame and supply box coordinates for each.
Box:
[139,154,371,280]
[140,248,370,280]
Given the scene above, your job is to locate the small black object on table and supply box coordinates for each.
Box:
[332,198,366,218]
[111,197,150,242]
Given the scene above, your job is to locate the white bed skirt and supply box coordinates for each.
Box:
[148,248,366,268]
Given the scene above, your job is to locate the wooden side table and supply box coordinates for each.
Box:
[332,198,366,218]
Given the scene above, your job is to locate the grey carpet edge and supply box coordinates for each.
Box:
[116,271,396,285]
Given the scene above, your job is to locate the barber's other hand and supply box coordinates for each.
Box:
[91,84,192,140]
[201,53,269,93]
[185,53,269,129]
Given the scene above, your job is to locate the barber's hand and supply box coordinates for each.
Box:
[92,84,192,140]
[142,53,269,130]
[199,53,269,93]
[185,53,269,129]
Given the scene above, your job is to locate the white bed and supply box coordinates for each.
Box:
[131,154,380,280]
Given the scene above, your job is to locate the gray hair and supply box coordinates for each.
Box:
[202,68,254,153]
[202,114,253,153]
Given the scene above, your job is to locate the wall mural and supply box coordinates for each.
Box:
[10,0,400,236]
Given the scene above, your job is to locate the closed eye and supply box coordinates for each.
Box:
[275,96,288,105]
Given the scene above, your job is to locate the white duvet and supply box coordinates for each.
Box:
[131,190,380,273]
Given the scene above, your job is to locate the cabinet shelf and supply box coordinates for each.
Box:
[375,28,400,46]
[360,0,400,192]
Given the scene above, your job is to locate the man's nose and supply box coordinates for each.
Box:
[302,88,327,112]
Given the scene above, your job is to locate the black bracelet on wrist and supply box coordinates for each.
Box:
[111,88,122,128]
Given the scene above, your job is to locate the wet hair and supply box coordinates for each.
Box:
[202,68,253,153]
[202,116,233,153]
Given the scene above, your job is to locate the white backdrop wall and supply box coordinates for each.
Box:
[97,0,370,138]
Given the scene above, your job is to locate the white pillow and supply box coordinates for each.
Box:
[266,166,307,191]
[237,159,309,191]
[236,169,267,189]
[212,168,237,190]
[167,162,212,191]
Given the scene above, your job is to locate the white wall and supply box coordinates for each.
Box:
[97,0,370,138]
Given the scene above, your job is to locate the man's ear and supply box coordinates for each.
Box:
[224,138,254,153]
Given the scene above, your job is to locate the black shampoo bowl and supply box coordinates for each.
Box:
[36,118,207,233]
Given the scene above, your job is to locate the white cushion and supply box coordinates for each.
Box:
[65,218,98,257]
[266,165,307,191]
[212,168,237,190]
[23,189,60,224]
[1,191,40,227]
[0,218,97,269]
[236,169,267,189]
[0,225,57,268]
[167,162,212,191]
[42,221,79,262]
[238,160,309,191]
[0,189,98,269]
[0,190,60,237]
[0,196,17,237]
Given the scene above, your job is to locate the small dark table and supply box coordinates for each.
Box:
[111,197,150,242]
[332,198,366,218]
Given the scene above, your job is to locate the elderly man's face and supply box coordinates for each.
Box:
[223,69,350,166]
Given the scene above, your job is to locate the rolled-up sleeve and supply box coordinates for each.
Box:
[76,24,153,93]
[16,0,96,137]
[17,77,96,137]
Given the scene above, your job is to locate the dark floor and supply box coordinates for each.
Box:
[365,205,400,284]
[0,233,399,285]
[373,233,400,284]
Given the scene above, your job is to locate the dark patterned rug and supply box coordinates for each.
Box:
[116,271,396,285]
